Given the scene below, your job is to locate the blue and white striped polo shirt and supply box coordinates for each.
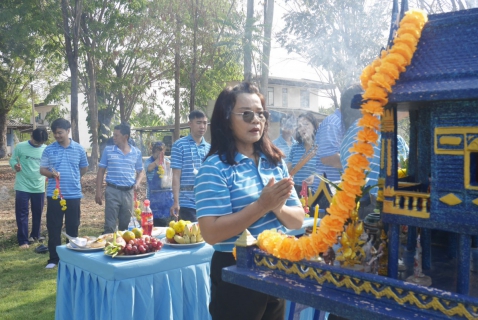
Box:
[286,142,316,187]
[171,135,210,209]
[195,152,301,252]
[273,135,296,158]
[340,119,410,195]
[99,144,143,187]
[315,109,343,183]
[40,139,89,199]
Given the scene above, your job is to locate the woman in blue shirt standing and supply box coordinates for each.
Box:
[286,112,319,194]
[195,82,304,320]
[144,142,173,227]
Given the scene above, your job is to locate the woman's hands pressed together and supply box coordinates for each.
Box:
[257,177,294,213]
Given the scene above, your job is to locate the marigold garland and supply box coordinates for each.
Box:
[253,10,427,262]
[52,176,67,211]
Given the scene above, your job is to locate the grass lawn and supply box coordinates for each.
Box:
[0,226,102,320]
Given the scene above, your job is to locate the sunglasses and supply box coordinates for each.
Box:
[231,110,270,123]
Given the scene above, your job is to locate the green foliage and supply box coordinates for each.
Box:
[45,106,68,125]
[277,0,391,93]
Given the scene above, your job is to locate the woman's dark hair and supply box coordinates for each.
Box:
[207,82,283,166]
[32,128,48,143]
[152,141,164,152]
[51,118,71,133]
[295,112,319,144]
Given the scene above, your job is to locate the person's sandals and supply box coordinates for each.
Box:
[45,263,57,269]
[35,244,49,254]
[19,244,29,249]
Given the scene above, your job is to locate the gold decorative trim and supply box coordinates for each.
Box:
[439,193,462,206]
[384,186,395,197]
[469,138,478,151]
[387,139,392,177]
[380,139,385,169]
[308,179,333,206]
[255,256,477,320]
[439,136,462,146]
[383,200,430,219]
[382,109,394,133]
[472,198,478,206]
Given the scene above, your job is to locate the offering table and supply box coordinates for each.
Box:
[55,244,214,320]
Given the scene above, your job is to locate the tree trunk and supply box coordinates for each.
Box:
[85,53,99,172]
[61,0,82,143]
[189,0,199,112]
[244,0,254,82]
[115,60,126,123]
[0,112,7,159]
[260,0,274,98]
[174,15,181,142]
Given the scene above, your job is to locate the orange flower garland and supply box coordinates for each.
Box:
[254,10,428,262]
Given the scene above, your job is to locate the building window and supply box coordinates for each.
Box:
[300,90,309,108]
[282,88,288,107]
[267,87,274,106]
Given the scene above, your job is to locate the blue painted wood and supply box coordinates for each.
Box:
[421,228,431,270]
[312,309,321,320]
[473,235,478,248]
[448,232,458,259]
[458,234,471,295]
[287,301,296,320]
[406,226,417,251]
[225,246,478,320]
[388,224,400,278]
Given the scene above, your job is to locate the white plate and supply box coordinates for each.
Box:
[160,238,205,248]
[66,243,104,252]
[106,252,155,259]
[152,227,167,238]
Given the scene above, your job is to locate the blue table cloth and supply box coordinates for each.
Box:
[56,243,214,320]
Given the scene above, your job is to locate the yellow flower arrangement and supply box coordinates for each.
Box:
[157,165,165,178]
[253,10,428,262]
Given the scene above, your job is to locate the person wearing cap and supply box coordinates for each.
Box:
[10,128,49,249]
[96,122,144,233]
[144,141,173,227]
[170,110,210,222]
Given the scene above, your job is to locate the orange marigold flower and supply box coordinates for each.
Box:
[278,236,294,259]
[288,239,305,261]
[346,153,370,170]
[342,167,366,186]
[394,32,419,49]
[350,141,375,158]
[360,64,375,89]
[341,180,363,198]
[382,53,408,72]
[335,190,357,212]
[358,113,381,131]
[377,62,400,80]
[357,127,379,145]
[396,23,421,40]
[321,215,346,233]
[362,86,388,104]
[371,72,395,92]
[298,236,317,260]
[390,42,414,65]
[400,11,427,29]
[361,100,384,116]
[310,233,329,252]
[319,229,339,246]
[326,203,351,220]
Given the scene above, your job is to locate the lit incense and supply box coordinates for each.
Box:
[312,205,319,234]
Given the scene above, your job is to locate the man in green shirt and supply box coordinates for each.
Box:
[9,128,49,248]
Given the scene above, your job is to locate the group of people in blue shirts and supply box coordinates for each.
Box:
[273,84,409,214]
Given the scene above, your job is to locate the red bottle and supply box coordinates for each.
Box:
[141,199,153,236]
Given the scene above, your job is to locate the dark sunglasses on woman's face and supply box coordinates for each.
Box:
[231,110,270,123]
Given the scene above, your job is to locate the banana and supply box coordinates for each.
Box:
[174,234,186,244]
[183,235,191,244]
[191,224,199,237]
[196,233,203,242]
[183,225,191,237]
[190,235,196,243]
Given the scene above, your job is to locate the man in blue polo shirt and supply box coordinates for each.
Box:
[40,118,89,269]
[273,114,296,158]
[170,110,210,222]
[96,123,144,233]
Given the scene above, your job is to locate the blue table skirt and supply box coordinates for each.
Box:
[56,244,214,320]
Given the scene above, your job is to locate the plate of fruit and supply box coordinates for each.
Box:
[162,220,205,247]
[103,229,163,258]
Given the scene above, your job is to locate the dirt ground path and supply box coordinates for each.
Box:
[0,159,147,245]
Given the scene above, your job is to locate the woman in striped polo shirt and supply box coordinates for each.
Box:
[195,82,304,320]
